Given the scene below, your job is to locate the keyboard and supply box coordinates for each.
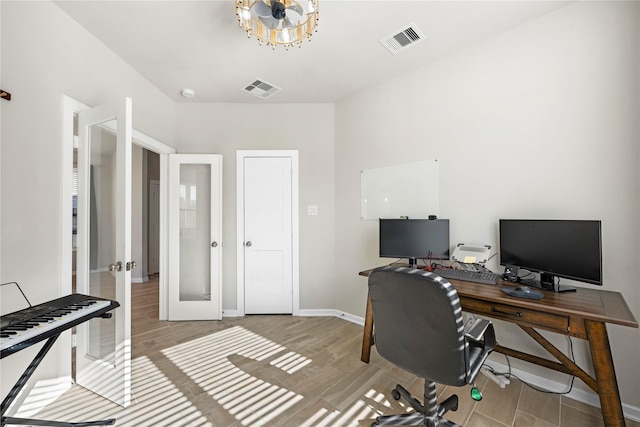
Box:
[432,268,501,285]
[1,294,119,359]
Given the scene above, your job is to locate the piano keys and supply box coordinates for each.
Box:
[1,294,120,359]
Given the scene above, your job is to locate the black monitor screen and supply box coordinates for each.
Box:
[499,219,602,285]
[379,219,450,263]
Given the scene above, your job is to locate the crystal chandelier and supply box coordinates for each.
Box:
[236,0,319,49]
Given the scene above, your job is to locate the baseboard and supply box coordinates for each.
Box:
[221,308,366,325]
[131,276,148,284]
[485,360,640,422]
[623,402,639,421]
[296,309,365,326]
[222,309,243,317]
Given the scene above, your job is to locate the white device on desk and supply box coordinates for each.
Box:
[451,243,491,264]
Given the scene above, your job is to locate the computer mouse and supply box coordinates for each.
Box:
[500,285,544,299]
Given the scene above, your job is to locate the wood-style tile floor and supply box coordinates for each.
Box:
[31,277,639,427]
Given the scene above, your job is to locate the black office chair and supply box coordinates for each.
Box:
[368,266,496,427]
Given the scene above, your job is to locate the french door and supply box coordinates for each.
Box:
[168,155,223,320]
[75,98,132,407]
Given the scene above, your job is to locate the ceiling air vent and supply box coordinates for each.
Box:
[380,24,425,55]
[242,79,281,99]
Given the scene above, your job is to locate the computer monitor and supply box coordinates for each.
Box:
[379,219,450,268]
[499,219,602,291]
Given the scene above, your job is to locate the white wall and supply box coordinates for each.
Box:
[175,103,335,312]
[335,0,640,410]
[0,0,176,409]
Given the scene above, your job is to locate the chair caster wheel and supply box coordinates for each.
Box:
[391,389,401,400]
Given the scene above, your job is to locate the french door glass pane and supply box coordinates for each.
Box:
[179,164,211,301]
[86,122,116,364]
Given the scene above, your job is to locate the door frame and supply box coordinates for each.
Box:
[236,150,299,316]
[60,96,175,386]
[124,130,175,322]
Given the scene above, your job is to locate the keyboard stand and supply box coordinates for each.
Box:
[1,334,115,427]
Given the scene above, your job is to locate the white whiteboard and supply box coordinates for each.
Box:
[361,159,439,220]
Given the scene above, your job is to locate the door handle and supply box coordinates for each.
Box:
[245,241,252,247]
[108,261,123,272]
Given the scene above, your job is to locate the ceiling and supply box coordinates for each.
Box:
[53,1,572,104]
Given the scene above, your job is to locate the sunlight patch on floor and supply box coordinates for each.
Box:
[28,325,393,426]
[365,388,392,406]
[302,400,379,427]
[162,326,307,426]
[27,355,212,427]
[13,377,70,418]
[270,351,312,374]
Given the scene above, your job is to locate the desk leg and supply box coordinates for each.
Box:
[585,320,625,427]
[361,292,374,363]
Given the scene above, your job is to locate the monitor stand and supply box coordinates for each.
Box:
[408,258,418,269]
[540,273,576,293]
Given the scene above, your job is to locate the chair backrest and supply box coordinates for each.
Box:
[368,266,468,386]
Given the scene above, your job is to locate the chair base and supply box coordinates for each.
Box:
[371,381,460,427]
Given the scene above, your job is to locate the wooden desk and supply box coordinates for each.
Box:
[359,267,638,427]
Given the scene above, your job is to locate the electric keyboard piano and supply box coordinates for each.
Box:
[1,294,119,359]
[1,294,119,427]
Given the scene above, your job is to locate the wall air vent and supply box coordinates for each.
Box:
[242,79,282,99]
[380,24,425,55]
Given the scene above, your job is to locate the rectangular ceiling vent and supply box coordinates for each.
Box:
[380,24,425,55]
[242,79,281,99]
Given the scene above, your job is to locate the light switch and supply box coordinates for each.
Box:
[307,205,318,216]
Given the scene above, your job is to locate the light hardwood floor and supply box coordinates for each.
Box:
[32,277,638,427]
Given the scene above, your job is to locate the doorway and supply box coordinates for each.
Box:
[236,150,299,315]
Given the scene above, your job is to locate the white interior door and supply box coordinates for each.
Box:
[241,156,294,314]
[168,154,222,320]
[75,98,132,407]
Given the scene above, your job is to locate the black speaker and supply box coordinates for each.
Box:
[503,265,519,282]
